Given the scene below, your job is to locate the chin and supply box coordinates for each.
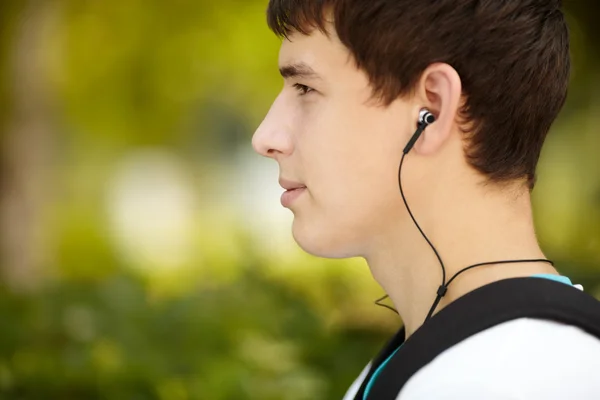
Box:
[291,217,360,259]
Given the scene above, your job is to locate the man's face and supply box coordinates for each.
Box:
[252,26,415,258]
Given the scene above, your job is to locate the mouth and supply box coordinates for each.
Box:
[284,187,306,193]
[279,179,307,208]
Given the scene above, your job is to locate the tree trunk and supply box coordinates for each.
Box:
[0,0,59,291]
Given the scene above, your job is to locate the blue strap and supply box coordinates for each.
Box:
[530,273,573,286]
[363,346,401,400]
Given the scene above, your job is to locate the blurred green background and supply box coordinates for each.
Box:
[0,1,598,399]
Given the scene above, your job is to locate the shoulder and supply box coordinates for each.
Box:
[397,318,600,400]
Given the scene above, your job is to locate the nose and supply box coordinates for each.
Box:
[252,95,294,159]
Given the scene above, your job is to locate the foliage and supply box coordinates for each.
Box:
[0,260,390,399]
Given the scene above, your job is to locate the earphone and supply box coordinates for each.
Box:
[419,109,437,125]
[374,108,555,322]
[403,109,436,154]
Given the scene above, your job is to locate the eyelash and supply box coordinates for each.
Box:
[293,83,314,96]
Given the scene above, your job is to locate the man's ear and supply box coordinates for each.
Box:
[412,63,462,156]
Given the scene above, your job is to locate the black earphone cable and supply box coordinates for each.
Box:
[374,116,554,322]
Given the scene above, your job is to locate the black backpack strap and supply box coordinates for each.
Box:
[365,277,600,400]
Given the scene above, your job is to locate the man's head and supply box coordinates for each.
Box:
[252,0,570,259]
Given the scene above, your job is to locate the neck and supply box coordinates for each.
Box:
[364,174,557,339]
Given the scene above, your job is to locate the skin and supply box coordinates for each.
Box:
[252,23,557,338]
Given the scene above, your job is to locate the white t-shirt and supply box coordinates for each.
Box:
[343,318,600,400]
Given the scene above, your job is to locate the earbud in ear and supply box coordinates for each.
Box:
[403,109,437,154]
[419,109,436,126]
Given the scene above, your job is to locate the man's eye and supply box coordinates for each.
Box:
[293,83,314,96]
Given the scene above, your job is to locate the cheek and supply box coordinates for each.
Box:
[304,108,404,219]
[290,104,408,257]
[310,106,402,190]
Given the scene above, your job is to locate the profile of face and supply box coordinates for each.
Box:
[252,26,418,259]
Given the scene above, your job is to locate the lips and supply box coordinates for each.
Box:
[279,178,306,191]
[280,187,306,208]
[279,178,307,208]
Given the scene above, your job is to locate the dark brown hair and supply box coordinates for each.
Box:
[266,0,570,189]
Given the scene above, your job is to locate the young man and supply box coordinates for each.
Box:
[252,0,600,398]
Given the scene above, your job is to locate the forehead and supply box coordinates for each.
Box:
[278,28,353,78]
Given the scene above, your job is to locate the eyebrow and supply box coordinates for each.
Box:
[279,62,322,80]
